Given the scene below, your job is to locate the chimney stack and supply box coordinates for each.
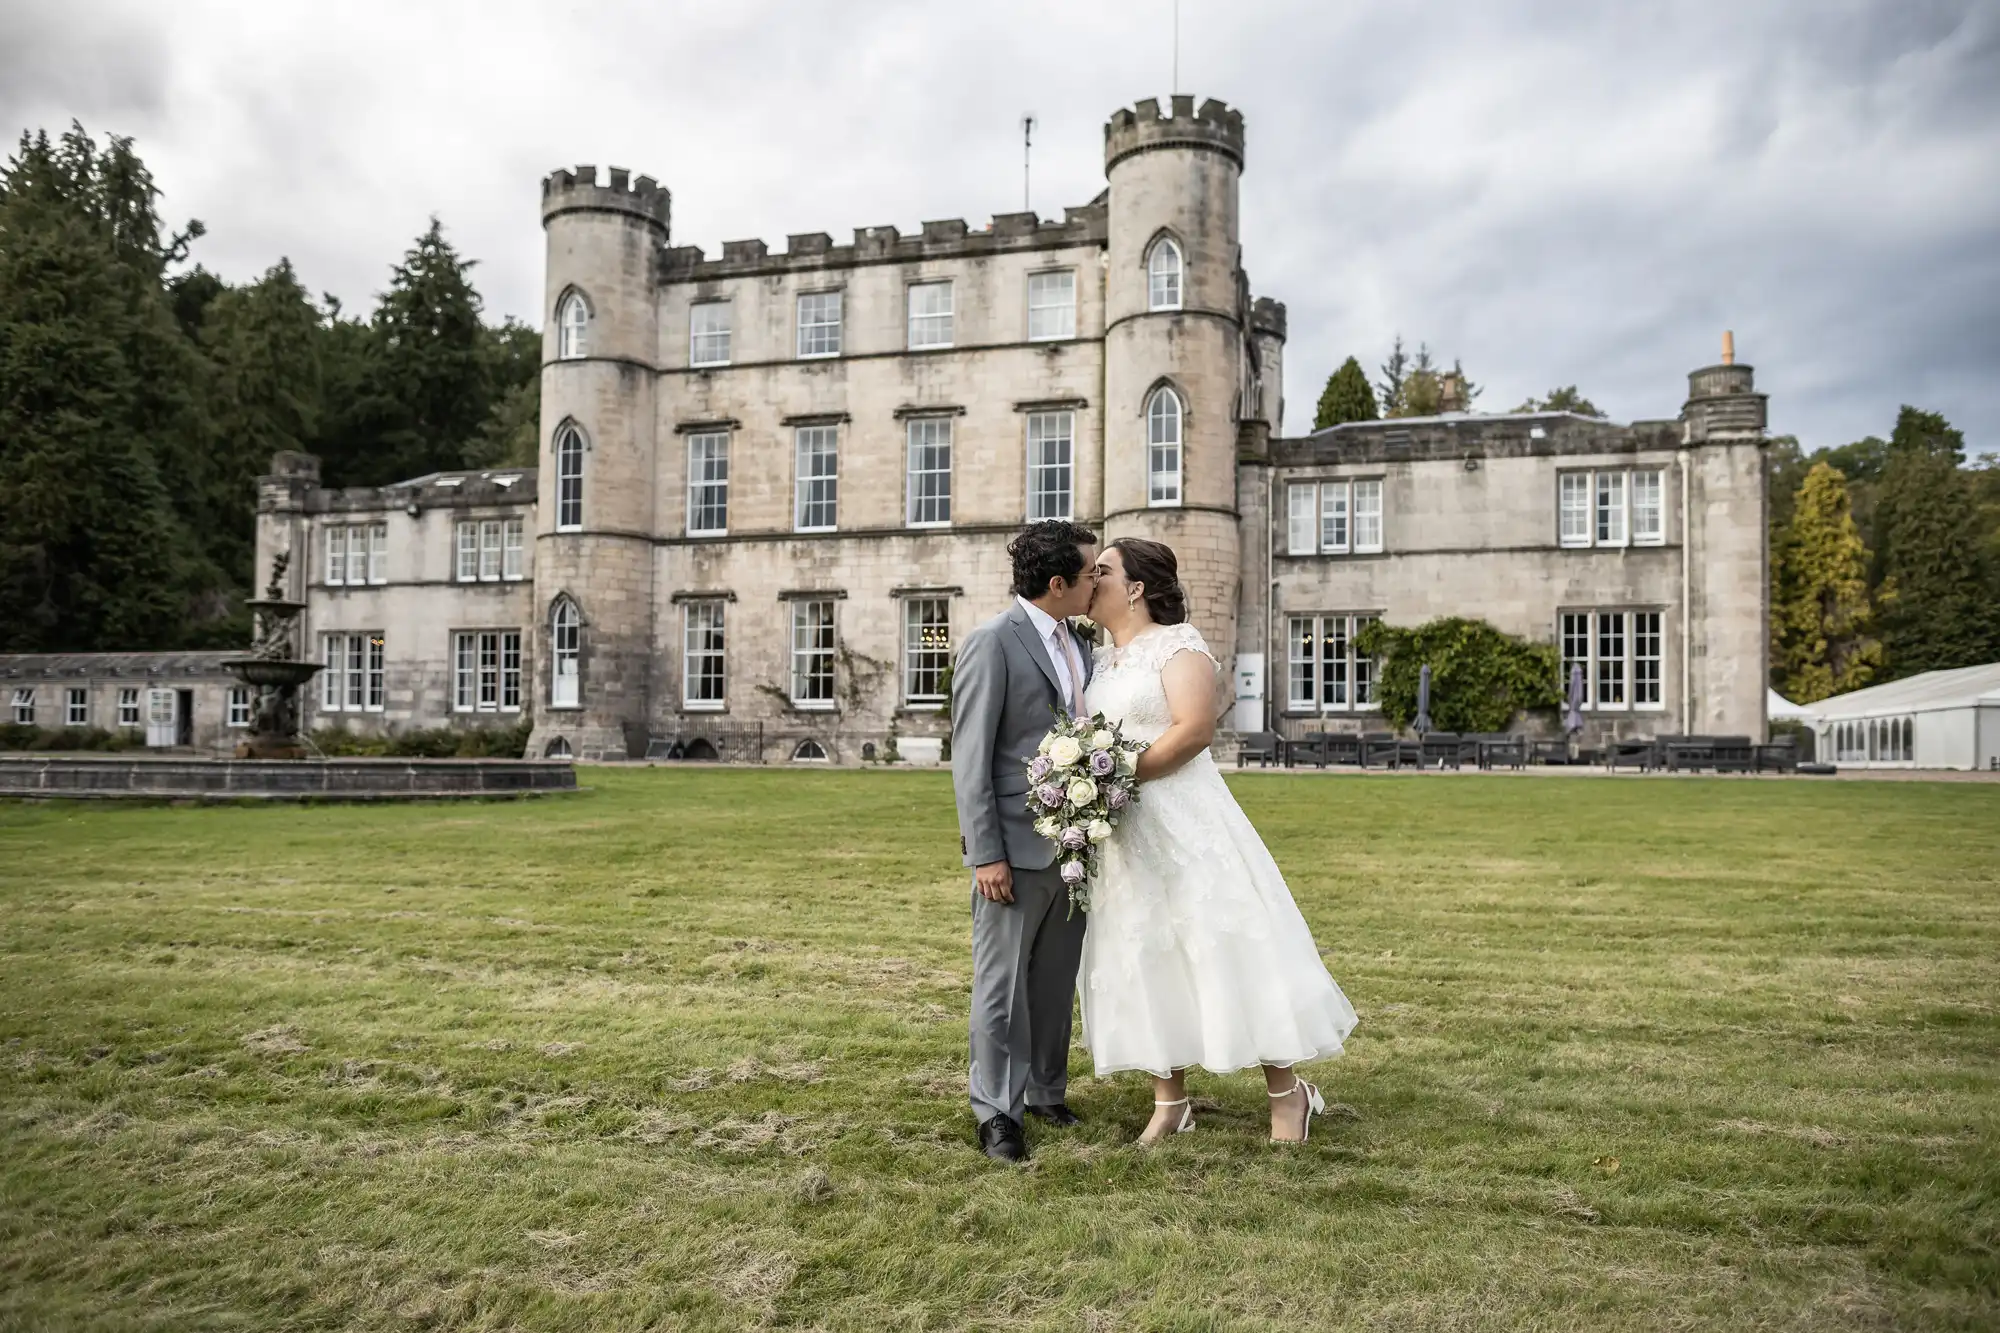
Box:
[1721,329,1735,366]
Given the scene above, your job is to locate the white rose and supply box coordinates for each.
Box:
[1047,736,1083,769]
[1088,729,1114,751]
[1037,733,1054,755]
[1066,776,1098,807]
[1117,746,1138,772]
[1087,819,1112,843]
[1034,817,1060,839]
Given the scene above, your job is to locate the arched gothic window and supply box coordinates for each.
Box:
[557,291,590,359]
[1147,237,1183,311]
[1146,387,1183,506]
[550,598,581,707]
[791,739,829,763]
[555,424,584,531]
[544,736,573,759]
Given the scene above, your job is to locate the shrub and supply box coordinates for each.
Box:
[310,720,532,760]
[1,724,140,752]
[1355,617,1562,734]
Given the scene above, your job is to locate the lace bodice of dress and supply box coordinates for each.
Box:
[1085,622,1218,745]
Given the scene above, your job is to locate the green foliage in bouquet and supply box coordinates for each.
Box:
[1355,618,1561,734]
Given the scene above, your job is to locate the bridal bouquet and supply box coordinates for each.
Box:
[1024,711,1147,916]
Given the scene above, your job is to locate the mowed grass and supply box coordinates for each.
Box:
[1,770,1997,1332]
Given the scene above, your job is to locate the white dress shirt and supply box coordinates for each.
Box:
[1016,595,1082,712]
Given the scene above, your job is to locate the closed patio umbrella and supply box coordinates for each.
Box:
[1414,663,1433,736]
[1564,664,1586,736]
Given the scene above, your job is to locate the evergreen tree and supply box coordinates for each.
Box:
[1376,335,1408,415]
[1312,356,1377,430]
[332,218,494,486]
[1513,385,1602,416]
[1875,407,1998,676]
[1773,462,1881,703]
[0,129,192,650]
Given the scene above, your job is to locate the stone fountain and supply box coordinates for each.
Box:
[221,551,323,759]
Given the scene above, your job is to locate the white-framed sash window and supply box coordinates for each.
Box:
[797,291,842,358]
[682,600,727,708]
[789,600,836,708]
[1285,480,1379,555]
[1026,411,1073,521]
[1146,387,1182,506]
[117,687,140,728]
[907,281,953,349]
[687,431,730,535]
[902,597,951,704]
[10,687,31,724]
[320,632,385,712]
[453,630,523,713]
[1287,484,1317,555]
[905,417,952,527]
[1560,608,1666,711]
[1560,468,1665,548]
[1286,614,1381,712]
[325,525,346,585]
[502,517,524,579]
[1027,269,1076,341]
[226,686,251,728]
[689,300,732,367]
[1147,237,1183,311]
[557,291,589,359]
[1352,480,1383,553]
[555,425,584,531]
[794,426,838,532]
[65,687,88,726]
[550,599,581,708]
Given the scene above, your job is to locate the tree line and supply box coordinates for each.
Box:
[0,125,539,654]
[1311,354,2000,698]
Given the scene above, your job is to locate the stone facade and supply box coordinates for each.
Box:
[248,95,1770,762]
[0,651,247,754]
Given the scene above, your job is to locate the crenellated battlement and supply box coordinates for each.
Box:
[656,199,1108,282]
[541,164,671,232]
[1251,297,1287,340]
[1104,95,1245,173]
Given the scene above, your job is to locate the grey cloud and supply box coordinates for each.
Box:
[9,0,1997,455]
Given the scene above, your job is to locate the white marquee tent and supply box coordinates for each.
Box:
[1807,662,2000,771]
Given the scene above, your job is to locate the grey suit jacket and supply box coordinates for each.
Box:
[951,602,1096,870]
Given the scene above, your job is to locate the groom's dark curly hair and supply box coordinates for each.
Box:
[1008,520,1099,600]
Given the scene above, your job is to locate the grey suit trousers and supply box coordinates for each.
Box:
[968,864,1086,1125]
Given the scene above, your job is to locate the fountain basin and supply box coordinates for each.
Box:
[220,658,324,689]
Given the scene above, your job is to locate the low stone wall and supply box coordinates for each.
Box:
[0,755,577,800]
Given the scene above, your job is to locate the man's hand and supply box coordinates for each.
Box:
[974,860,1014,904]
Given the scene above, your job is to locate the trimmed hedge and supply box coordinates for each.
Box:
[310,720,533,760]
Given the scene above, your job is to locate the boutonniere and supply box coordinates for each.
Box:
[1068,615,1101,642]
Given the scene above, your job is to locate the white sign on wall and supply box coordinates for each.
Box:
[1233,652,1265,734]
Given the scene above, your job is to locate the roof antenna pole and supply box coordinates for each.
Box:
[1022,113,1035,214]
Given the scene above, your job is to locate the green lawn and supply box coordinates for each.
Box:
[2,770,1997,1332]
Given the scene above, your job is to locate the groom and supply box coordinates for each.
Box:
[950,520,1100,1163]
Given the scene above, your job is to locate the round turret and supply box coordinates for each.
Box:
[530,165,670,762]
[1101,96,1248,702]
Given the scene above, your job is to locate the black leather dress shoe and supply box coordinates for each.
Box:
[978,1113,1029,1163]
[1025,1102,1081,1127]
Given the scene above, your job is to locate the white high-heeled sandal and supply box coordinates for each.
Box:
[1139,1096,1195,1145]
[1269,1077,1326,1143]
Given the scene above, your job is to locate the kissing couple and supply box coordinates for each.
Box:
[950,520,1359,1162]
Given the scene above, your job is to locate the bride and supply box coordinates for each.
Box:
[1079,537,1359,1145]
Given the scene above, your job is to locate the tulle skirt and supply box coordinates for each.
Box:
[1078,752,1359,1078]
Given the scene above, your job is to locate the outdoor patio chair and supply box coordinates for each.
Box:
[1482,736,1528,770]
[1605,737,1658,772]
[1665,737,1715,772]
[1322,733,1363,766]
[1235,732,1284,767]
[1531,740,1571,765]
[1710,736,1755,773]
[1360,732,1402,769]
[1419,733,1461,769]
[1754,737,1798,774]
[1286,732,1329,769]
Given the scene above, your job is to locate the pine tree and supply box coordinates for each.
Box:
[1313,356,1377,430]
[1773,463,1881,703]
[0,130,191,650]
[1875,407,1998,676]
[1376,335,1408,415]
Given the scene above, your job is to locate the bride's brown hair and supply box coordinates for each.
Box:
[1107,538,1188,626]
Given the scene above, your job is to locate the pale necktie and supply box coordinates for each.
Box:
[1053,625,1086,714]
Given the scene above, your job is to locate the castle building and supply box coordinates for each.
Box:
[243,96,1770,763]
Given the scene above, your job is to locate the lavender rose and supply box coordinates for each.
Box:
[1027,754,1053,782]
[1035,782,1064,809]
[1060,825,1089,851]
[1105,785,1130,811]
[1060,859,1086,885]
[1088,749,1114,776]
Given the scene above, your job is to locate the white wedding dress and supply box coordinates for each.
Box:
[1078,622,1359,1078]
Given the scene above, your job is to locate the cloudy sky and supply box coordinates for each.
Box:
[6,0,1996,453]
